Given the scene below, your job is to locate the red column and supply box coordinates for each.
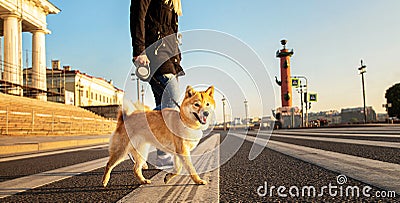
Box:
[276,40,294,107]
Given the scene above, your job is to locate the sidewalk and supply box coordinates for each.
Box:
[0,134,111,155]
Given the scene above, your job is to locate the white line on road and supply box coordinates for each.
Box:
[118,134,220,202]
[0,144,109,163]
[280,127,400,134]
[230,133,400,195]
[0,157,114,199]
[273,131,400,138]
[265,133,400,149]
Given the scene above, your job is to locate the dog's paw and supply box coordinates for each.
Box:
[102,176,109,187]
[164,173,174,184]
[140,179,152,184]
[195,179,208,185]
[142,163,149,170]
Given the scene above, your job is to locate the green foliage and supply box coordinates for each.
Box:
[385,83,400,118]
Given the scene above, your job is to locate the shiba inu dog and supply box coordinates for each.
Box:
[102,85,215,187]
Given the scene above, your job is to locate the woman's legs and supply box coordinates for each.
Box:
[150,73,180,167]
[150,73,179,110]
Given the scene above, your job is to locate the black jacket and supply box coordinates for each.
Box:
[130,0,184,76]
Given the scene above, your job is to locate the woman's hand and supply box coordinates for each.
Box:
[133,54,150,66]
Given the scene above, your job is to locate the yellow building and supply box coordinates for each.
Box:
[24,61,124,107]
[0,0,60,100]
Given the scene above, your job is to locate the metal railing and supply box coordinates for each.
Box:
[0,106,116,136]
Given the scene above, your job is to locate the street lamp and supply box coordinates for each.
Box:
[76,78,84,106]
[244,99,248,129]
[222,96,226,131]
[358,60,367,124]
[130,72,140,102]
[141,85,145,104]
[293,76,309,127]
[295,82,305,127]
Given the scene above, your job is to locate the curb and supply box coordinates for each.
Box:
[0,137,110,155]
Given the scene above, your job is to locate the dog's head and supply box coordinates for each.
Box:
[180,85,216,129]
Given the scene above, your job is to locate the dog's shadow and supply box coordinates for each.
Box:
[141,183,200,188]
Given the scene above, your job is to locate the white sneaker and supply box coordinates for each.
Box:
[156,154,173,170]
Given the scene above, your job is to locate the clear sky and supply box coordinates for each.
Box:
[21,0,400,121]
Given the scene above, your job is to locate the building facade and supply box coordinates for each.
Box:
[24,63,124,107]
[308,110,341,125]
[341,106,377,123]
[0,0,60,100]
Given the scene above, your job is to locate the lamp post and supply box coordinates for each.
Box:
[244,99,248,129]
[141,85,145,104]
[296,83,304,127]
[130,72,140,102]
[358,60,367,124]
[222,96,226,131]
[76,78,84,106]
[293,76,308,127]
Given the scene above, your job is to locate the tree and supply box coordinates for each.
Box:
[385,83,400,119]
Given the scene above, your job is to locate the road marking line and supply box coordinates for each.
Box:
[0,144,109,163]
[273,131,400,138]
[282,127,400,135]
[118,134,220,203]
[230,133,400,195]
[0,156,116,199]
[259,133,400,149]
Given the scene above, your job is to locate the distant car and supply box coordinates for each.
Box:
[388,117,400,123]
[310,120,320,127]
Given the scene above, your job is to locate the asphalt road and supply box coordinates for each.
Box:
[1,126,399,202]
[218,132,399,202]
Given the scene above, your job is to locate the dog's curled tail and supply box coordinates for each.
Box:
[116,108,124,127]
[132,102,152,112]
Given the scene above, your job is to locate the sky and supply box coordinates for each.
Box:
[20,0,400,121]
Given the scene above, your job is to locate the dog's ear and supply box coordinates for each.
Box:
[205,86,214,97]
[186,85,196,98]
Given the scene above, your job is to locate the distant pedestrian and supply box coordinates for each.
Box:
[130,0,184,168]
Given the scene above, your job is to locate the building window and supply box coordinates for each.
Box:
[91,92,93,100]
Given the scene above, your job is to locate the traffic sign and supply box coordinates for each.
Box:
[309,93,317,102]
[292,78,300,88]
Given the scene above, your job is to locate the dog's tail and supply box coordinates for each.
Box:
[116,108,124,127]
[122,98,152,115]
[132,102,152,112]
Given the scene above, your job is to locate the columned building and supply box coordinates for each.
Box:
[0,0,60,100]
[24,62,124,107]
